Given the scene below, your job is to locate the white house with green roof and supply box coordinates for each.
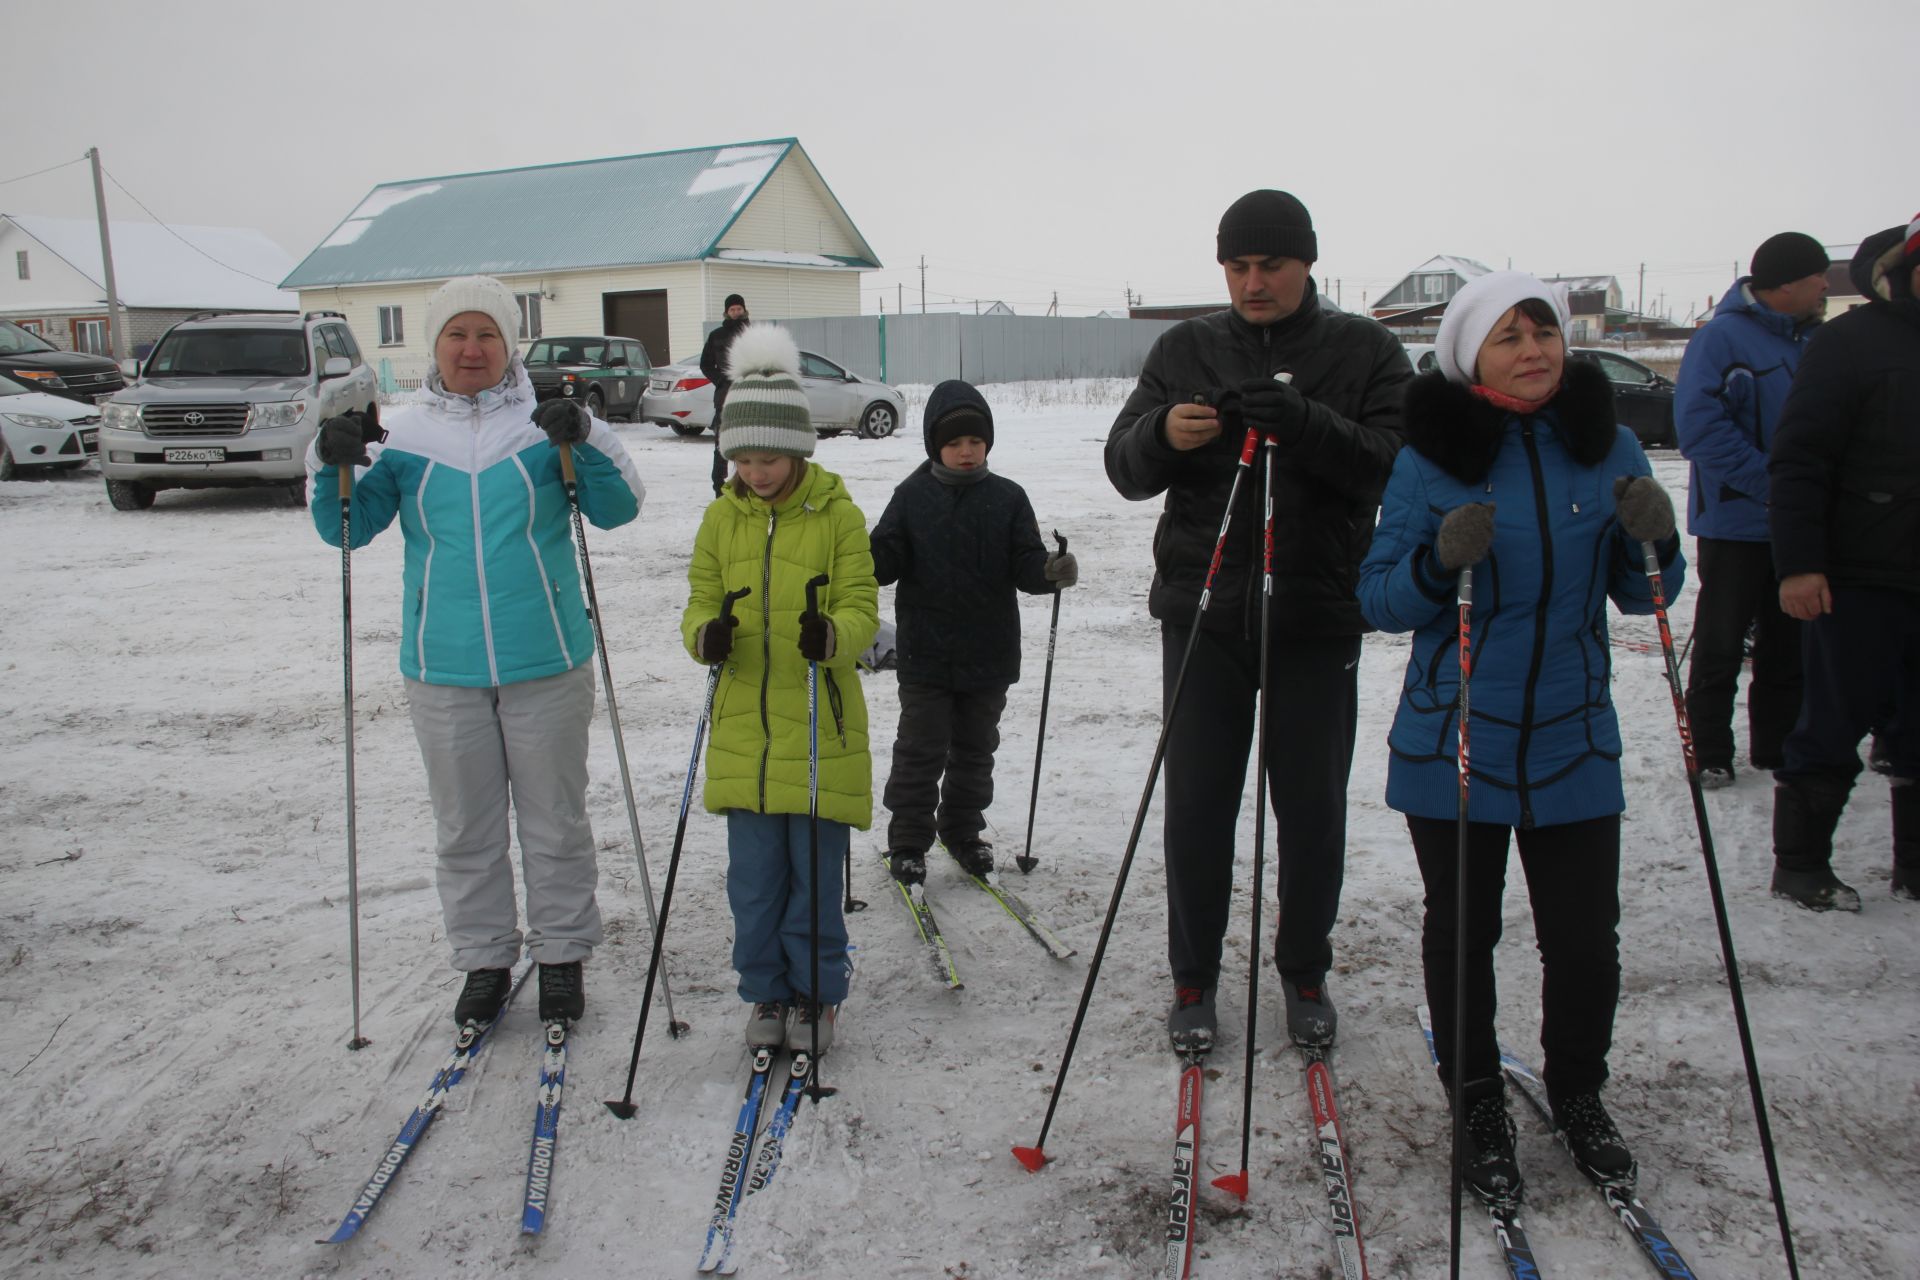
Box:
[280,138,878,381]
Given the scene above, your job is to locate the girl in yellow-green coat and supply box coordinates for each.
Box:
[681,325,879,1054]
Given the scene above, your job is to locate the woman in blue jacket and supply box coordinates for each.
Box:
[1359,272,1684,1206]
[308,275,645,1028]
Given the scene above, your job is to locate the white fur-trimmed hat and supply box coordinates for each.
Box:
[1435,270,1571,386]
[425,274,521,355]
[718,325,814,459]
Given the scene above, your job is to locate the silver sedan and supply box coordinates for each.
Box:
[641,349,903,439]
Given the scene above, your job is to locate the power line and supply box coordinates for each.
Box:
[0,155,88,188]
[99,165,285,287]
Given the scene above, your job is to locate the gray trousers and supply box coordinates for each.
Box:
[406,663,603,970]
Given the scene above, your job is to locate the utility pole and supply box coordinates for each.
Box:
[1638,262,1645,317]
[897,282,903,315]
[1047,291,1058,317]
[88,146,124,360]
[919,256,926,314]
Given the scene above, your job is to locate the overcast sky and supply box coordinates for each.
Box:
[9,0,1913,324]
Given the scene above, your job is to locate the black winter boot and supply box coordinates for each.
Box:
[1892,779,1919,901]
[538,961,584,1022]
[1770,779,1860,912]
[454,967,513,1025]
[947,839,995,877]
[887,850,927,886]
[1454,1076,1524,1206]
[1550,1090,1637,1185]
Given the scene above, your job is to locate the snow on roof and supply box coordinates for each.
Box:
[1545,274,1618,293]
[6,214,297,311]
[1408,255,1493,279]
[712,248,853,269]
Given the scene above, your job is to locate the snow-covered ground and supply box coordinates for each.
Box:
[2,385,1914,1280]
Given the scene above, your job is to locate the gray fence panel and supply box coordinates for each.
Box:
[704,314,1185,385]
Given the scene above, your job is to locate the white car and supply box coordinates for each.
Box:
[0,372,100,479]
[642,348,903,440]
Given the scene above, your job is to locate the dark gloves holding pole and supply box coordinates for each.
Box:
[1435,503,1497,572]
[1613,476,1675,542]
[696,615,737,665]
[1237,375,1308,445]
[534,399,591,447]
[316,407,386,467]
[798,611,836,662]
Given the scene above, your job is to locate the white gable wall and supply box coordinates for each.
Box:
[0,222,107,311]
[715,154,866,260]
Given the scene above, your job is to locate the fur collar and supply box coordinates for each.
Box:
[1401,358,1616,485]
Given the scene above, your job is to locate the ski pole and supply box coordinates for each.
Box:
[1640,537,1800,1278]
[1448,564,1473,1280]
[802,573,837,1102]
[1215,435,1278,1202]
[1018,529,1069,875]
[557,440,684,1038]
[1014,419,1262,1172]
[338,461,371,1053]
[605,584,748,1119]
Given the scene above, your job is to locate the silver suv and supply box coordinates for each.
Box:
[99,310,378,510]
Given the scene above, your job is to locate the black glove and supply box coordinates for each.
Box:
[1238,376,1308,443]
[1435,503,1497,571]
[316,407,385,467]
[1613,475,1675,542]
[533,398,590,447]
[696,616,737,664]
[1043,550,1078,589]
[798,611,836,662]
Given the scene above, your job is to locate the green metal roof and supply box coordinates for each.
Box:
[282,139,878,289]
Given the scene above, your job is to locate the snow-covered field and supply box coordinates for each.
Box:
[2,384,1914,1279]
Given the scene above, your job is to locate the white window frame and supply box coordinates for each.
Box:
[515,292,543,341]
[72,317,108,354]
[378,305,404,347]
[15,250,27,280]
[17,319,42,336]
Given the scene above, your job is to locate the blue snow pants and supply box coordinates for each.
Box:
[725,809,852,1004]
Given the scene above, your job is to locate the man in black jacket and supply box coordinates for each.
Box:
[700,293,750,496]
[1105,189,1409,1052]
[1767,215,1920,911]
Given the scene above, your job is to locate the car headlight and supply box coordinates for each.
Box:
[10,370,67,389]
[0,411,69,430]
[249,400,307,430]
[102,402,143,430]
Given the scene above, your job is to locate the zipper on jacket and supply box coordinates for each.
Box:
[757,509,777,812]
[1514,422,1554,829]
[467,402,500,686]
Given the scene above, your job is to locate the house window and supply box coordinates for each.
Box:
[1421,274,1446,299]
[378,305,404,346]
[15,250,27,280]
[72,317,108,354]
[516,293,543,341]
[17,319,42,336]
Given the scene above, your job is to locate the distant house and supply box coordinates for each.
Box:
[1542,274,1624,343]
[281,138,880,375]
[0,214,296,358]
[902,299,1016,316]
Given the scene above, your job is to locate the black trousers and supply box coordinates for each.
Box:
[1407,813,1620,1101]
[1684,537,1803,769]
[1161,623,1359,987]
[883,681,1009,852]
[1781,586,1920,787]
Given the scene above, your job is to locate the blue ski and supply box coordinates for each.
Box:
[697,1048,776,1272]
[519,1019,569,1235]
[701,1052,817,1275]
[321,963,530,1244]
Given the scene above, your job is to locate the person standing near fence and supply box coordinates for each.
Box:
[701,294,750,497]
[1103,189,1409,1053]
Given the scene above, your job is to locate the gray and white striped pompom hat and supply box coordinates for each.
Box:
[718,325,814,459]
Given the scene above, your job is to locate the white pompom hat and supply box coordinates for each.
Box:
[1434,271,1571,386]
[718,325,815,459]
[425,274,521,354]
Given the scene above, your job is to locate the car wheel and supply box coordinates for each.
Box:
[106,477,155,510]
[585,388,605,418]
[669,422,706,437]
[0,438,15,481]
[858,402,899,439]
[817,428,844,439]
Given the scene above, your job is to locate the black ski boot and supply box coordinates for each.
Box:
[1167,985,1217,1054]
[947,839,995,877]
[1551,1090,1637,1185]
[1456,1076,1524,1206]
[538,961,584,1023]
[454,967,513,1025]
[1892,779,1919,901]
[1770,778,1860,912]
[1281,974,1337,1048]
[887,849,927,886]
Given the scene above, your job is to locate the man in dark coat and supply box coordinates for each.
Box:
[700,294,750,496]
[1767,215,1920,911]
[1105,189,1409,1052]
[869,380,1076,880]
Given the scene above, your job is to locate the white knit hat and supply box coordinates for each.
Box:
[1434,270,1571,386]
[718,325,815,459]
[424,274,521,355]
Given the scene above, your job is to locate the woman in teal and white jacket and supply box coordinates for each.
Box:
[308,274,644,1028]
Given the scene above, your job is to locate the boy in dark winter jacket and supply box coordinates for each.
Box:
[869,380,1078,882]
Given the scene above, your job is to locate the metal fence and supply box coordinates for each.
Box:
[707,314,1185,386]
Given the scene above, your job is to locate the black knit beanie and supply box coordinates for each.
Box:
[1217,190,1317,263]
[724,293,746,311]
[1750,233,1829,290]
[922,379,994,459]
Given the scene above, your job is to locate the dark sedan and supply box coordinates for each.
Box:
[0,320,125,404]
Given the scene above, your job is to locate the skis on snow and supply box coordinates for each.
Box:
[519,1019,569,1235]
[321,962,533,1244]
[697,1048,817,1274]
[1165,1051,1205,1279]
[878,848,965,990]
[1299,1045,1370,1278]
[965,869,1077,959]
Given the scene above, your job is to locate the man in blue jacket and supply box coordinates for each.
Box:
[1676,232,1829,788]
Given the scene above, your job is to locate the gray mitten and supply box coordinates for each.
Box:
[533,398,590,446]
[1043,550,1078,589]
[1613,475,1675,542]
[1435,503,1496,571]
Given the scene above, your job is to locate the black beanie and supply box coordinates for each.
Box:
[923,379,994,459]
[1217,190,1317,263]
[724,293,746,311]
[1750,233,1828,290]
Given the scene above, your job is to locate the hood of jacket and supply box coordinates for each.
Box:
[921,379,994,456]
[1852,225,1912,301]
[1712,277,1810,339]
[420,359,536,417]
[1401,358,1615,485]
[719,456,849,517]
